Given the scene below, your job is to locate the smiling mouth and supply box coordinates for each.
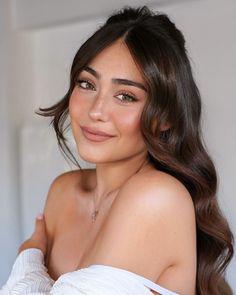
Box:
[80,126,115,142]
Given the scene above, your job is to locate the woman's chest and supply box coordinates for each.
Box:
[46,186,118,280]
[46,209,108,280]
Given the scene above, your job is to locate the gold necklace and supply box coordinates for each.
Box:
[91,187,118,223]
[91,159,148,223]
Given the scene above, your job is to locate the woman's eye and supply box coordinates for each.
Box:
[116,93,138,103]
[77,80,95,90]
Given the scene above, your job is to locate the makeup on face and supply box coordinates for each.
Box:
[80,126,116,143]
[69,40,148,163]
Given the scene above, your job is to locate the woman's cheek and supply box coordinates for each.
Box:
[117,110,142,135]
[69,93,83,121]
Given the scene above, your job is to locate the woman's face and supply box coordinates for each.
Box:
[69,39,148,164]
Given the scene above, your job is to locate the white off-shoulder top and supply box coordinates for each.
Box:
[0,249,179,295]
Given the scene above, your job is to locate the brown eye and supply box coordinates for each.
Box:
[116,93,138,103]
[77,80,96,91]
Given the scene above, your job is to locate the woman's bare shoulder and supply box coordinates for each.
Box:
[43,169,95,232]
[46,168,95,197]
[47,169,95,191]
[111,169,196,248]
[121,168,194,213]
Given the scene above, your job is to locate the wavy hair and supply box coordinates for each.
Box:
[37,6,234,294]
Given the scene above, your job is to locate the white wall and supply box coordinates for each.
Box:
[0,0,21,283]
[0,0,235,291]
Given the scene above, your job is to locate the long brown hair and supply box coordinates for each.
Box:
[37,6,234,294]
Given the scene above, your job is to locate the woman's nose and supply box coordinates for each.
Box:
[88,92,109,122]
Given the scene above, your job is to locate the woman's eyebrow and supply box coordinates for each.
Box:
[84,66,100,78]
[112,78,147,92]
[83,66,147,92]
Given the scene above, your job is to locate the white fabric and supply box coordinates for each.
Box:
[0,249,179,295]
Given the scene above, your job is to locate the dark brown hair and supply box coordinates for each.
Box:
[38,6,234,294]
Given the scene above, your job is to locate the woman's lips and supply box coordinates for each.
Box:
[80,126,115,142]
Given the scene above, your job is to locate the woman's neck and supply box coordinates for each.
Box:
[94,152,149,204]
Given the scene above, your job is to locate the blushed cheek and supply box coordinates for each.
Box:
[69,95,77,120]
[116,111,142,136]
[69,91,84,122]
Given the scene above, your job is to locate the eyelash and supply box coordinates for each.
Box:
[115,92,138,103]
[76,79,138,103]
[76,79,95,91]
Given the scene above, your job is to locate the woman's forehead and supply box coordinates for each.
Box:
[86,40,145,84]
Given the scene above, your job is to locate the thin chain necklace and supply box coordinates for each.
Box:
[91,159,148,223]
[91,187,119,223]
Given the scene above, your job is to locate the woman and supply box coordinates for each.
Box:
[1,6,234,295]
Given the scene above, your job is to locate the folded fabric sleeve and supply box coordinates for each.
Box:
[0,249,54,294]
[0,249,178,295]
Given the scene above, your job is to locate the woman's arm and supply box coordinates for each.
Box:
[0,215,54,294]
[18,214,47,255]
[0,248,54,294]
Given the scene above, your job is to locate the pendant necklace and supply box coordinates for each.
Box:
[91,187,119,223]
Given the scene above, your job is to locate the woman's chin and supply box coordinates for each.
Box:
[78,150,111,165]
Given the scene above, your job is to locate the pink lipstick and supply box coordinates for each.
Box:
[81,126,115,142]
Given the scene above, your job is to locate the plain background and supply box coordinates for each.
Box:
[0,0,235,291]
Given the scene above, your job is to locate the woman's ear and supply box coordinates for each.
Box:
[151,118,171,133]
[160,122,171,132]
[158,121,172,141]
